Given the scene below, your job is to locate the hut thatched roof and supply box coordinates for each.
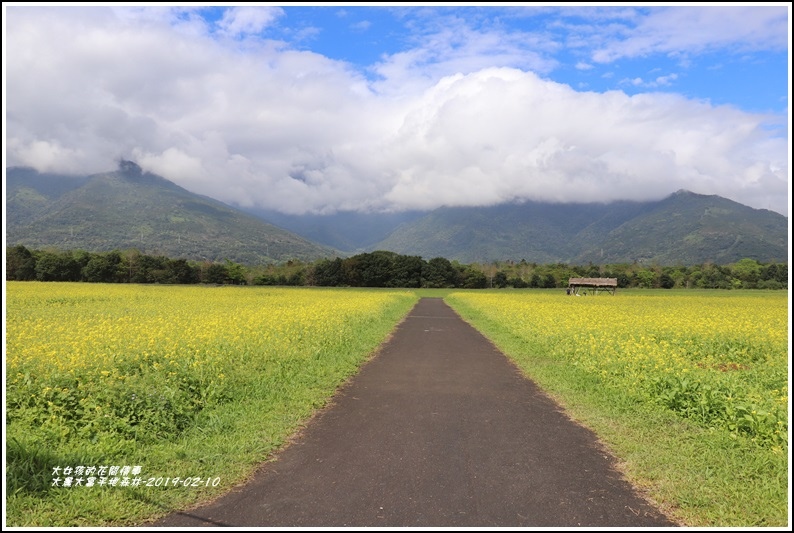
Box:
[568,277,617,287]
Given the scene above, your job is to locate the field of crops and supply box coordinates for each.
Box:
[446,289,789,525]
[5,284,790,526]
[446,290,788,448]
[5,282,418,526]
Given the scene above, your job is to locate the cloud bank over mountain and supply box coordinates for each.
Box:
[5,5,789,216]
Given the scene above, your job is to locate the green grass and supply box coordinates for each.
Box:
[7,396,346,526]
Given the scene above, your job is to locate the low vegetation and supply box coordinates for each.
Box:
[6,283,418,526]
[5,284,788,526]
[446,290,788,526]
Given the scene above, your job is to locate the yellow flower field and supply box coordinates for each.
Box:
[6,282,418,526]
[446,290,788,449]
[6,282,417,446]
[4,283,789,526]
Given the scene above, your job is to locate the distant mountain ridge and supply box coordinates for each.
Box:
[368,191,788,264]
[240,208,426,252]
[6,163,337,264]
[244,191,787,265]
[6,163,788,266]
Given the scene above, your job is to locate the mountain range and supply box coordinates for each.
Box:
[5,162,335,264]
[244,192,788,265]
[366,193,789,264]
[5,163,789,265]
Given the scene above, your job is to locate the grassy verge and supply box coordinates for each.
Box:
[445,290,789,527]
[6,285,418,526]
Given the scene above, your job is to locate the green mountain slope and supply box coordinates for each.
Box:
[372,192,788,265]
[573,190,789,264]
[6,163,337,264]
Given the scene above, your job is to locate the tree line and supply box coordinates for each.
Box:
[5,245,788,290]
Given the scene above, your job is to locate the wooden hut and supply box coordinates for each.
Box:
[567,277,617,295]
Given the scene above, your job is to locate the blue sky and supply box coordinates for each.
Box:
[184,4,788,114]
[4,3,791,215]
[272,5,789,113]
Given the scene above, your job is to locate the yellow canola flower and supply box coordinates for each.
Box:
[446,290,788,438]
[6,282,415,412]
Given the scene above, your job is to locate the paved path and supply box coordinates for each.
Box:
[153,298,675,527]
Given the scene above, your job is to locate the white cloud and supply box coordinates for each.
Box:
[7,139,87,174]
[619,73,679,88]
[654,73,678,86]
[350,20,372,31]
[375,69,787,215]
[370,15,559,95]
[592,6,788,63]
[5,6,789,217]
[216,6,284,37]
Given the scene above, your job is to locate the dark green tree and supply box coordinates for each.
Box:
[312,258,345,286]
[341,256,362,286]
[133,255,170,283]
[205,263,229,284]
[34,251,81,281]
[492,271,509,288]
[354,251,396,287]
[762,263,787,284]
[459,267,487,288]
[252,273,279,285]
[165,259,199,284]
[6,245,37,281]
[423,257,458,288]
[389,255,424,288]
[82,251,123,283]
[286,268,305,286]
[659,273,675,289]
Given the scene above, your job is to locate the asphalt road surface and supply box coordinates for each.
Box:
[153,298,675,527]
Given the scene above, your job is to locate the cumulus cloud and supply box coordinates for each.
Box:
[5,6,789,217]
[376,68,786,213]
